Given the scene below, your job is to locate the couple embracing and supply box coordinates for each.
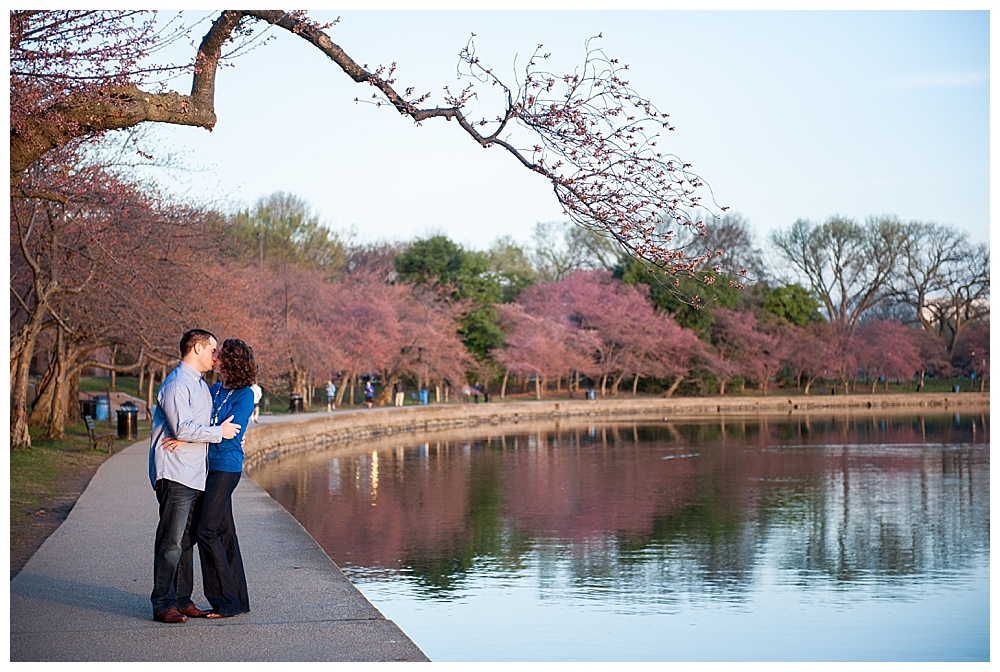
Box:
[148,329,257,623]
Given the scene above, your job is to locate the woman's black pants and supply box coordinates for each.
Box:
[196,470,249,616]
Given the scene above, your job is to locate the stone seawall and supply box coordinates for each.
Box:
[242,392,989,472]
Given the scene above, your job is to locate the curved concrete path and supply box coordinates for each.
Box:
[10,432,428,662]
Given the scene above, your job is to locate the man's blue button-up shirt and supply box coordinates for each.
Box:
[148,361,223,491]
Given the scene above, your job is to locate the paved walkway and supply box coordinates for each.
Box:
[10,429,429,662]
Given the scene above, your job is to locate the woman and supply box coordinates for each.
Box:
[196,338,256,618]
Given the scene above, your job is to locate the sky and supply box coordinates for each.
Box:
[141,9,990,254]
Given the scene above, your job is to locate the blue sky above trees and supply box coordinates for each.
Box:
[142,9,989,251]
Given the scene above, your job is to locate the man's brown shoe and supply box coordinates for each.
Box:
[179,604,211,618]
[153,607,188,623]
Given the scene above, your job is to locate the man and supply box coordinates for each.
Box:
[325,379,336,412]
[148,329,240,624]
[394,379,404,407]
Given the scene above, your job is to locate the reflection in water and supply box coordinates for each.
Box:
[251,413,989,661]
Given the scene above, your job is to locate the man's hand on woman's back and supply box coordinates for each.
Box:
[220,415,241,440]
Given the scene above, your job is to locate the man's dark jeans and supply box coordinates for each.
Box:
[151,479,201,615]
[196,470,249,616]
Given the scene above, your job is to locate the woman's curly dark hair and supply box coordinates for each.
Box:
[218,338,258,390]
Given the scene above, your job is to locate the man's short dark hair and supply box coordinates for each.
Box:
[179,329,217,358]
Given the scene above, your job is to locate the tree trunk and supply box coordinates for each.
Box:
[146,364,157,420]
[335,372,352,407]
[27,356,57,427]
[109,345,118,391]
[719,378,727,396]
[600,373,608,396]
[289,359,307,396]
[42,326,70,440]
[67,368,82,423]
[535,375,542,400]
[500,370,509,399]
[10,331,39,450]
[632,373,640,396]
[664,376,683,398]
[376,371,396,406]
[611,371,625,396]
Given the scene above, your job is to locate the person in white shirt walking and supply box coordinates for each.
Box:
[250,382,262,422]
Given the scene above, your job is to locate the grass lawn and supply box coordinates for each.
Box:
[77,375,143,397]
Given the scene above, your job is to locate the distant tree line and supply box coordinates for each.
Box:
[14,164,990,451]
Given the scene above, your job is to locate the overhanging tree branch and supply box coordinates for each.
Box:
[12,10,724,277]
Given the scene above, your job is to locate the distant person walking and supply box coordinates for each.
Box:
[326,379,337,412]
[364,380,375,409]
[250,382,262,423]
[394,380,405,407]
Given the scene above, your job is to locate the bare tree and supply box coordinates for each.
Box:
[531,221,620,282]
[679,211,765,281]
[770,215,907,335]
[888,222,989,357]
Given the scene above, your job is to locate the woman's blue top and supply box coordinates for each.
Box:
[208,382,254,473]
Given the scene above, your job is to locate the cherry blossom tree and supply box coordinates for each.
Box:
[506,271,702,395]
[909,326,951,392]
[10,146,225,447]
[317,275,470,407]
[377,282,472,405]
[493,302,592,399]
[620,310,704,397]
[782,322,838,395]
[951,321,989,392]
[852,320,921,393]
[709,309,774,395]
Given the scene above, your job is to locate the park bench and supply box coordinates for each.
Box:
[84,415,116,453]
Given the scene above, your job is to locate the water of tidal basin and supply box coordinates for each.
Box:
[251,413,989,661]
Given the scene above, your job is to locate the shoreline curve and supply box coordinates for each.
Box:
[243,392,990,472]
